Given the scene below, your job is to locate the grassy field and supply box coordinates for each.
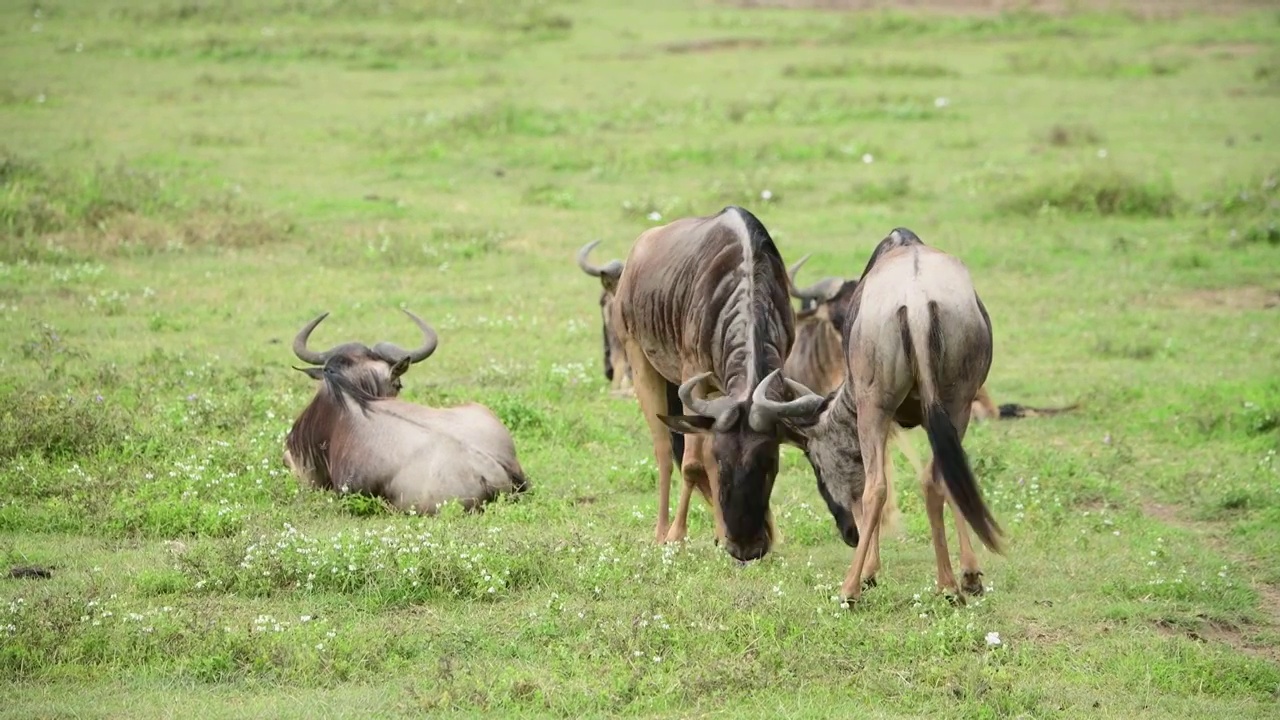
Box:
[2,0,1279,716]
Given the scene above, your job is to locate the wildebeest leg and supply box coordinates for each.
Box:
[667,433,713,543]
[921,457,961,601]
[625,340,676,542]
[840,408,892,602]
[942,402,984,596]
[970,385,998,422]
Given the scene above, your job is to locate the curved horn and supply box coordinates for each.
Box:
[787,254,844,303]
[787,253,811,298]
[373,309,439,364]
[677,371,736,419]
[292,312,334,365]
[576,239,623,279]
[749,369,827,429]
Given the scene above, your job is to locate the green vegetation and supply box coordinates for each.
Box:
[2,0,1278,716]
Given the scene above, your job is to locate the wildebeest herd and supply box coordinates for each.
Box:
[284,205,1072,604]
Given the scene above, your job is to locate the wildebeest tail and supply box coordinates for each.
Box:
[898,303,1003,553]
[665,380,684,465]
[999,402,1080,419]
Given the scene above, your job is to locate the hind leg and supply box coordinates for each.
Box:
[624,339,678,543]
[921,457,962,601]
[839,408,893,602]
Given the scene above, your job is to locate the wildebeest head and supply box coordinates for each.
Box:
[291,309,439,398]
[660,371,827,561]
[747,369,863,549]
[576,240,626,384]
[788,253,860,337]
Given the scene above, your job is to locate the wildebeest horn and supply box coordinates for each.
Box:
[677,371,737,419]
[749,369,826,430]
[787,253,811,296]
[787,254,844,303]
[372,309,439,365]
[292,312,335,366]
[576,239,623,279]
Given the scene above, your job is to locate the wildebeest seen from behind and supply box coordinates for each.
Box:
[611,206,824,562]
[763,228,1003,603]
[575,239,632,395]
[284,310,528,514]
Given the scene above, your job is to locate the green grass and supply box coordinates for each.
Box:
[2,0,1279,716]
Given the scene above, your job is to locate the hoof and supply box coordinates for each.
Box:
[961,571,985,596]
[662,525,687,544]
[862,576,878,590]
[942,588,967,607]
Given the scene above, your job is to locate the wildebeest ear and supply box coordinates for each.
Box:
[777,421,810,450]
[293,366,326,381]
[658,414,715,435]
[388,355,412,378]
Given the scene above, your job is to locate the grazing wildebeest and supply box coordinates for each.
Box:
[575,239,632,395]
[611,206,824,562]
[762,228,1004,603]
[283,310,528,514]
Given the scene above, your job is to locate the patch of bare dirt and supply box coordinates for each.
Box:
[1159,286,1280,312]
[728,0,1277,17]
[1154,616,1280,664]
[661,37,774,54]
[1142,500,1280,662]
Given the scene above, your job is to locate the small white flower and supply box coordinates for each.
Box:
[760,189,773,201]
[647,211,662,222]
[861,153,874,164]
[1097,148,1108,158]
[985,631,1002,647]
[934,97,949,108]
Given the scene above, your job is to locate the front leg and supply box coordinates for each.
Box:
[624,340,677,542]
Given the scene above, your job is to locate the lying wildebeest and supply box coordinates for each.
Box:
[785,254,1072,422]
[606,206,824,561]
[283,310,528,514]
[575,239,632,395]
[761,229,1003,603]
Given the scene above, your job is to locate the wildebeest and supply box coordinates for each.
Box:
[575,239,632,395]
[608,206,823,562]
[283,310,528,514]
[762,229,1003,602]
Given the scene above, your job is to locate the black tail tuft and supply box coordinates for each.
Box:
[924,404,1002,553]
[665,380,684,465]
[602,322,614,381]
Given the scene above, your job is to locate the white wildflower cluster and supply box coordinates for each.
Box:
[202,523,522,600]
[549,362,590,386]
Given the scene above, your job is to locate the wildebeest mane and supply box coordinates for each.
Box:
[700,206,793,393]
[285,362,386,491]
